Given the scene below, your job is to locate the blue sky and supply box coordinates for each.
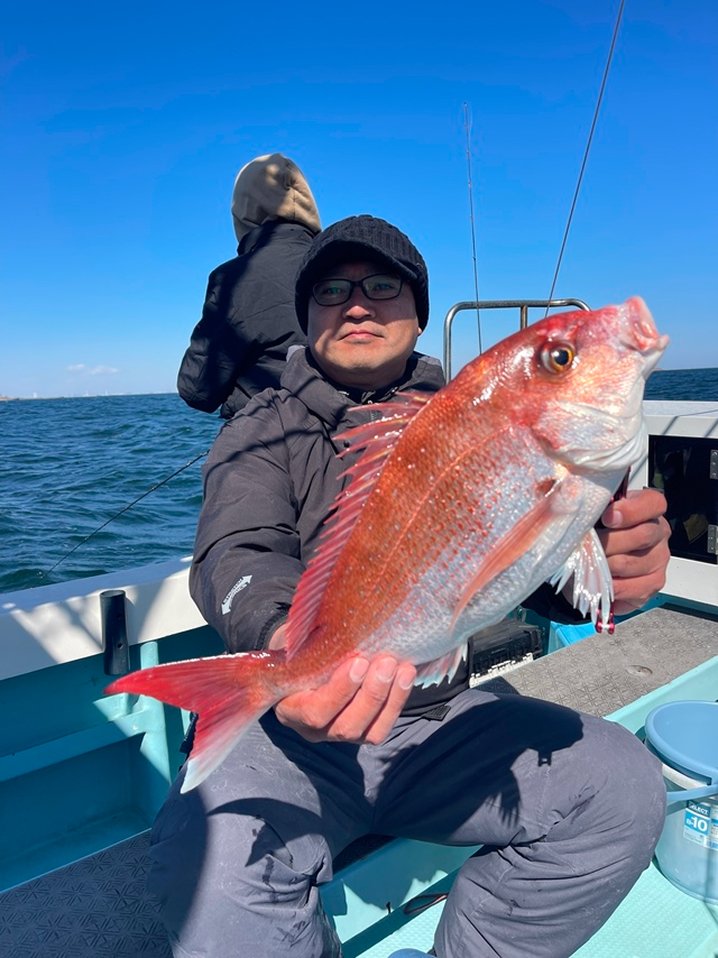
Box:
[2,0,716,398]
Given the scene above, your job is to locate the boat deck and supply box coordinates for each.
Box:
[2,606,716,957]
[481,604,718,714]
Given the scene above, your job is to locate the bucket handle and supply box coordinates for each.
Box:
[665,782,718,805]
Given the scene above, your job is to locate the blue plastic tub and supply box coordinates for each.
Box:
[645,700,718,904]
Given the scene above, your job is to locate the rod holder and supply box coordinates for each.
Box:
[100,589,130,675]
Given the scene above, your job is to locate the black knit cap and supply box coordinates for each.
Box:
[295,215,429,332]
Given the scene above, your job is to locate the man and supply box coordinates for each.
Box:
[150,215,671,957]
[177,153,321,419]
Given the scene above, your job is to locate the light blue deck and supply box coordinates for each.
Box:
[351,864,718,958]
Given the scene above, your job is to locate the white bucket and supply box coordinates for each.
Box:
[645,700,718,904]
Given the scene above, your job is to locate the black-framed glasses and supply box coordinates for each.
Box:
[311,273,403,307]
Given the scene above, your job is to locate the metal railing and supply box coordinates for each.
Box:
[443,298,590,380]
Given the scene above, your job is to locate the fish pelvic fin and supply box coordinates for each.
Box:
[549,528,614,627]
[415,644,468,688]
[284,392,431,661]
[106,651,283,792]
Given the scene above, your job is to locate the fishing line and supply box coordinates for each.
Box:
[545,0,626,313]
[463,102,483,354]
[46,448,210,574]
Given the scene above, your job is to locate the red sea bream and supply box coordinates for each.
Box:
[107,297,668,790]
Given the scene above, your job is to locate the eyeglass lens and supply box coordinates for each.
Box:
[312,274,403,306]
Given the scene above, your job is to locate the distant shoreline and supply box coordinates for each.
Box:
[0,391,180,402]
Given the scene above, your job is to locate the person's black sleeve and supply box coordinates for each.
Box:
[188,395,304,652]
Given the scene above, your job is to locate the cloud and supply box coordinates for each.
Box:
[66,363,119,376]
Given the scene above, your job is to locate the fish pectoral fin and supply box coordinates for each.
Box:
[549,528,613,626]
[415,644,468,688]
[449,480,562,634]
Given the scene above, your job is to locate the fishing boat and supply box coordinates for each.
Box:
[1,302,717,957]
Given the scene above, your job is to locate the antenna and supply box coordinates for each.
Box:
[463,102,483,354]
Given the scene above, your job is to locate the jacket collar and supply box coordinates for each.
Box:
[280,346,445,429]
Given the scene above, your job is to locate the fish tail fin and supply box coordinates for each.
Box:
[106,651,283,792]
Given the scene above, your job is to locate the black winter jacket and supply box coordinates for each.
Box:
[177,221,314,419]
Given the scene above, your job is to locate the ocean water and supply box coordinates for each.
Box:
[2,368,717,595]
[0,394,220,593]
[644,366,718,402]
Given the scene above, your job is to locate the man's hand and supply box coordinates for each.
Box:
[269,625,416,744]
[597,487,671,615]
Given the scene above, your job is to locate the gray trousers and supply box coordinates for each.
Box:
[147,687,666,958]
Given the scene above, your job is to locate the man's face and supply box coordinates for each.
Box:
[306,260,422,391]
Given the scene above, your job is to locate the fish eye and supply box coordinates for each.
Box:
[540,342,576,374]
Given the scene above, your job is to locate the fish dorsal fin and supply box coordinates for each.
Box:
[283,391,431,661]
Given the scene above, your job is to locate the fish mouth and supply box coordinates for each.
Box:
[619,297,670,366]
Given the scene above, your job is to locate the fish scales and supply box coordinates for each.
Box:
[313,394,548,661]
[315,389,491,651]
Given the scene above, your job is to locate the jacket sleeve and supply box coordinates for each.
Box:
[177,263,259,413]
[189,395,303,653]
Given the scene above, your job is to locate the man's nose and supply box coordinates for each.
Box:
[343,289,374,317]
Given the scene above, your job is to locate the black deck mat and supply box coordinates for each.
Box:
[0,832,171,957]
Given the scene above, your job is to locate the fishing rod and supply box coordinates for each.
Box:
[545,0,626,313]
[463,101,483,355]
[45,447,210,575]
[543,0,627,634]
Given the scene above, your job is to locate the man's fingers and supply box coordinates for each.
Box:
[274,656,369,731]
[328,658,417,743]
[273,654,417,745]
[324,656,403,742]
[601,487,667,530]
[600,518,668,558]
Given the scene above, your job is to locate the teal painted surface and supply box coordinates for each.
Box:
[325,656,718,956]
[353,864,718,958]
[0,623,222,890]
[607,655,718,735]
[322,840,478,948]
